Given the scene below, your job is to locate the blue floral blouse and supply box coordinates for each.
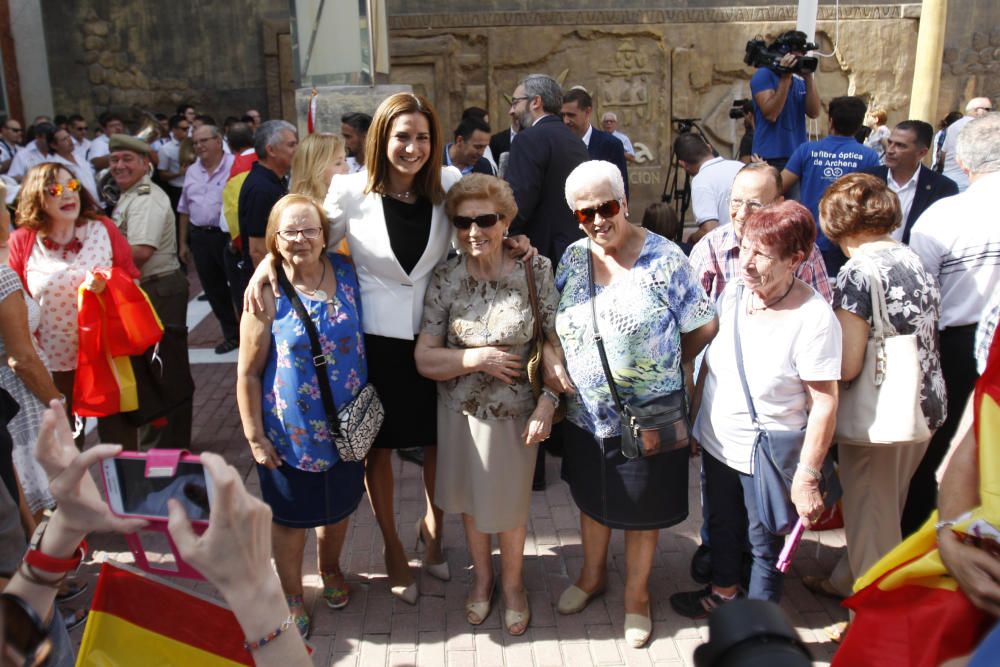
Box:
[262,253,366,471]
[555,232,716,438]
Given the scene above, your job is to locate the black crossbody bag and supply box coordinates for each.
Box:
[587,242,690,459]
[276,263,384,463]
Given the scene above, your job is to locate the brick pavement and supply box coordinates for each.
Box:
[64,287,849,666]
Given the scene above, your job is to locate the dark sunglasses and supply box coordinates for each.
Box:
[452,213,502,230]
[574,199,621,224]
[1,593,53,667]
[46,179,81,197]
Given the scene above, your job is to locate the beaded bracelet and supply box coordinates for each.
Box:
[244,616,293,652]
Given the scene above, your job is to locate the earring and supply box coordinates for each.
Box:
[504,229,509,238]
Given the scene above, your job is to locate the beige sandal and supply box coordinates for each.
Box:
[504,590,531,636]
[466,584,495,625]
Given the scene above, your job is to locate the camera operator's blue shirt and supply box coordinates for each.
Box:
[785,135,881,250]
[750,68,808,160]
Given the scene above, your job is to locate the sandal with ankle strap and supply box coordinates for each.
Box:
[322,571,350,610]
[285,594,310,638]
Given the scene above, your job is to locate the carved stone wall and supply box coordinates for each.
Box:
[386,5,923,212]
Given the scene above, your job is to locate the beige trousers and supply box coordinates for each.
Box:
[828,436,932,596]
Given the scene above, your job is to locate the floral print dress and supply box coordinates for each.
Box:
[835,244,946,429]
[262,253,367,471]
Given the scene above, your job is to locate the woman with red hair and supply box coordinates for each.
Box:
[672,200,842,617]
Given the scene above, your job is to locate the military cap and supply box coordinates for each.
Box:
[108,134,151,156]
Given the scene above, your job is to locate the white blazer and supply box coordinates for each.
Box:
[323,167,462,340]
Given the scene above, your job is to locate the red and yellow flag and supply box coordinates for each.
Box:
[834,329,1000,666]
[76,563,253,666]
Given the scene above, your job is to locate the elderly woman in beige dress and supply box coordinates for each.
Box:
[415,174,561,636]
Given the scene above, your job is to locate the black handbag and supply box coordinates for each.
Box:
[587,242,690,460]
[276,263,383,463]
[123,325,195,427]
[732,285,842,535]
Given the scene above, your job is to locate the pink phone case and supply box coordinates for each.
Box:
[777,518,806,573]
[101,449,208,580]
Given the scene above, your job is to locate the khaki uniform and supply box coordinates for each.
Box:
[113,174,192,449]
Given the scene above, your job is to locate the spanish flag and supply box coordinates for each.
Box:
[833,329,1000,666]
[76,563,253,666]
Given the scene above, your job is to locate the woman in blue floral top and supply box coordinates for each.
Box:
[237,194,367,637]
[552,161,718,648]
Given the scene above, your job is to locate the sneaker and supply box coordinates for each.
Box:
[690,544,712,584]
[670,586,742,620]
[214,338,239,354]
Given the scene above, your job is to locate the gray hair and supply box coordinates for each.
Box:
[196,124,221,139]
[956,112,1000,175]
[519,74,563,115]
[254,119,296,159]
[564,160,626,209]
[601,111,618,123]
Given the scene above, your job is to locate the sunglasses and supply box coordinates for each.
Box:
[46,179,81,197]
[452,213,502,230]
[1,593,53,667]
[277,227,322,241]
[574,199,620,224]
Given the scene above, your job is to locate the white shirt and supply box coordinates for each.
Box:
[581,125,593,147]
[73,136,92,159]
[887,167,921,242]
[941,115,972,192]
[909,170,1000,328]
[157,138,185,188]
[695,284,842,474]
[87,134,110,163]
[0,139,20,166]
[8,143,51,180]
[690,156,744,226]
[612,130,635,156]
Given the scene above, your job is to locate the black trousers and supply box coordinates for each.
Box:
[189,225,239,342]
[901,324,978,536]
[224,241,250,316]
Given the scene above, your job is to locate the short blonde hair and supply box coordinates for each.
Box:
[444,174,518,223]
[289,133,345,201]
[264,194,330,258]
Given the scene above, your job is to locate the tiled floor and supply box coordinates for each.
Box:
[64,287,849,666]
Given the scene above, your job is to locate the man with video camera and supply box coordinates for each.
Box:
[748,30,821,170]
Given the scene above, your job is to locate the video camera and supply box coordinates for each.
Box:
[673,117,701,134]
[744,31,818,75]
[729,99,753,120]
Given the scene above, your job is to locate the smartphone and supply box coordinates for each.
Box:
[102,454,214,523]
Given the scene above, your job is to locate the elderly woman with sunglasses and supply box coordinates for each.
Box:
[553,160,717,647]
[7,163,139,445]
[415,174,560,636]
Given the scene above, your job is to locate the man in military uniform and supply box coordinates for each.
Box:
[109,134,192,449]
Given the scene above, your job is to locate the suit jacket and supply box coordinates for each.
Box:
[323,167,463,339]
[443,147,496,176]
[489,129,512,162]
[505,115,590,265]
[586,127,629,199]
[862,164,959,244]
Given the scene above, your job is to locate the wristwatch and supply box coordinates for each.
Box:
[23,519,87,574]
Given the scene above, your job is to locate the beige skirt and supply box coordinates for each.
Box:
[434,400,536,534]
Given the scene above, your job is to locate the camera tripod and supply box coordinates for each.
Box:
[661,117,711,222]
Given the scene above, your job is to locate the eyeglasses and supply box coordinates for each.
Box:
[509,96,531,106]
[452,213,502,230]
[573,200,621,224]
[277,227,322,241]
[45,179,81,197]
[730,198,766,213]
[5,126,22,133]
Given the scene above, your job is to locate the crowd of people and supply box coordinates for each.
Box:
[0,41,999,665]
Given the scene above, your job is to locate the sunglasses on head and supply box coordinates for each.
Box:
[452,213,502,230]
[574,199,620,224]
[46,179,81,197]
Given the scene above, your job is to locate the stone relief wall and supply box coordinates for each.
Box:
[387,5,921,212]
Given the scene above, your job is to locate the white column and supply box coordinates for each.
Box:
[8,0,54,121]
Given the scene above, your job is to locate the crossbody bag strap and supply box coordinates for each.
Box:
[587,241,626,416]
[524,257,542,343]
[276,262,342,436]
[856,253,894,386]
[733,284,761,428]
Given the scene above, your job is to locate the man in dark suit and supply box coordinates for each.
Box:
[505,74,590,265]
[489,120,515,176]
[862,120,958,244]
[444,116,495,175]
[561,87,629,199]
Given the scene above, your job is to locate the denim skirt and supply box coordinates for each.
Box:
[257,459,365,529]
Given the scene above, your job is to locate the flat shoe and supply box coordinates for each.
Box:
[504,606,530,636]
[321,571,350,610]
[802,575,846,600]
[557,584,605,615]
[466,588,494,626]
[285,594,310,638]
[624,612,651,648]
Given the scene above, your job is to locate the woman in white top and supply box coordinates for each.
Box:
[671,200,841,617]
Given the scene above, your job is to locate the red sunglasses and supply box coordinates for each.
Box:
[574,199,620,224]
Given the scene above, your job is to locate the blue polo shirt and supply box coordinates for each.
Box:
[750,68,808,160]
[785,135,881,250]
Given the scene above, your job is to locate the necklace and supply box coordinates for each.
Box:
[40,226,84,259]
[476,255,505,340]
[384,190,413,201]
[747,278,795,314]
[294,258,329,302]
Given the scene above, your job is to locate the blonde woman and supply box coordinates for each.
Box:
[290,132,350,254]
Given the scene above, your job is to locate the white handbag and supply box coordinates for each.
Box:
[835,255,931,446]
